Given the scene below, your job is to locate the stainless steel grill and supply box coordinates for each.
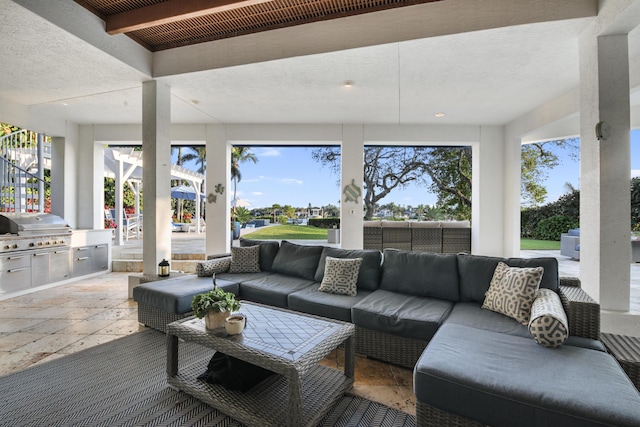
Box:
[0,213,72,294]
[0,212,71,237]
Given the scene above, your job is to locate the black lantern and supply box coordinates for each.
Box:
[158,259,170,277]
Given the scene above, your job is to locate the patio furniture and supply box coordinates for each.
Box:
[166,302,354,427]
[600,333,640,390]
[560,228,581,260]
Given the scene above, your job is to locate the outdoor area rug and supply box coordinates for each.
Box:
[0,329,416,427]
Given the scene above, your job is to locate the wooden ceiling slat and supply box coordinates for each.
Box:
[76,0,442,51]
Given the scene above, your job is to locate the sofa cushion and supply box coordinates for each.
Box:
[314,247,382,290]
[318,256,362,297]
[228,245,261,273]
[457,254,508,303]
[457,255,559,303]
[239,239,280,271]
[238,273,316,308]
[415,323,640,427]
[507,257,559,292]
[271,240,324,280]
[528,288,568,348]
[196,257,231,277]
[351,289,453,341]
[288,286,373,322]
[380,249,459,301]
[482,262,543,325]
[443,302,605,351]
[132,275,238,315]
[216,271,272,285]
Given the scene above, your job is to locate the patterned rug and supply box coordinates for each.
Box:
[0,329,415,427]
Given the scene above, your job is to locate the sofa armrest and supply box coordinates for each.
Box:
[558,279,600,340]
[196,256,231,277]
[206,252,231,260]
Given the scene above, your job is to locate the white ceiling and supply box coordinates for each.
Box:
[2,0,640,136]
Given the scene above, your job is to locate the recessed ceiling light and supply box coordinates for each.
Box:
[342,80,354,88]
[435,112,445,118]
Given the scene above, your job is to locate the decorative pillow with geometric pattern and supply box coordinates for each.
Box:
[318,257,362,297]
[228,245,261,274]
[196,257,231,277]
[528,288,569,348]
[482,261,544,325]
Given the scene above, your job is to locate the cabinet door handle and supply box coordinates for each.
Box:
[76,247,89,251]
[94,244,107,248]
[7,256,25,260]
[33,253,47,257]
[76,257,89,261]
[8,268,27,273]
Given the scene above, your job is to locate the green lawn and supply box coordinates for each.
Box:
[242,224,328,240]
[520,239,560,250]
[244,225,561,249]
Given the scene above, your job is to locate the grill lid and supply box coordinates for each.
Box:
[0,213,71,236]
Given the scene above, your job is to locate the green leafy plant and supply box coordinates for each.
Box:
[191,288,241,318]
[533,215,579,241]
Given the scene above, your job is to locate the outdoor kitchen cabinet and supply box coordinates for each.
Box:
[92,244,109,272]
[71,246,94,277]
[0,253,31,294]
[49,248,71,283]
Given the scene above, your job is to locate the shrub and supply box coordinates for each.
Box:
[533,215,579,241]
[308,218,340,229]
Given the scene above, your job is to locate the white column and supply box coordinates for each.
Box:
[36,133,44,213]
[50,122,78,228]
[471,126,508,256]
[205,125,232,256]
[114,157,125,246]
[142,81,172,275]
[340,125,364,249]
[76,125,104,230]
[579,33,631,310]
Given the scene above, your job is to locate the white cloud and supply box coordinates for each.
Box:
[632,169,640,178]
[259,148,281,157]
[252,191,264,196]
[282,178,303,184]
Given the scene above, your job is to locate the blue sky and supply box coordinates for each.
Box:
[176,132,640,210]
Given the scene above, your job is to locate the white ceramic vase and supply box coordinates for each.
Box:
[204,310,230,330]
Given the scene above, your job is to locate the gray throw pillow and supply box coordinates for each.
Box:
[239,238,280,271]
[196,257,231,277]
[318,257,362,296]
[228,245,261,274]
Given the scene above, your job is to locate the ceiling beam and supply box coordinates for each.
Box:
[106,0,274,35]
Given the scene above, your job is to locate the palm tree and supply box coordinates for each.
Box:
[231,147,258,201]
[181,146,207,218]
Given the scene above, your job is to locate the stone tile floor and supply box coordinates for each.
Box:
[0,271,416,416]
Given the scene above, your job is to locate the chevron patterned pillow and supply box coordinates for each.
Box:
[528,288,569,348]
[318,257,362,297]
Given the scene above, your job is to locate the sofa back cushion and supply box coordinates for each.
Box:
[507,257,559,292]
[239,238,280,271]
[314,247,382,290]
[457,254,559,303]
[380,249,459,300]
[271,240,324,280]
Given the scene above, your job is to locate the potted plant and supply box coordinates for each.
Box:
[192,287,241,330]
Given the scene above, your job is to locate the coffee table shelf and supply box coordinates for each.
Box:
[166,302,355,427]
[169,360,351,427]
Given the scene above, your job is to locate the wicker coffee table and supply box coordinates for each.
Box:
[166,302,355,427]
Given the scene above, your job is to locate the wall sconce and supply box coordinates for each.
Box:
[595,121,611,141]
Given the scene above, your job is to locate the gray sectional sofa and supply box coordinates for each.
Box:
[132,239,640,427]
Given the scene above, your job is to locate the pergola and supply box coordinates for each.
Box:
[104,148,206,245]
